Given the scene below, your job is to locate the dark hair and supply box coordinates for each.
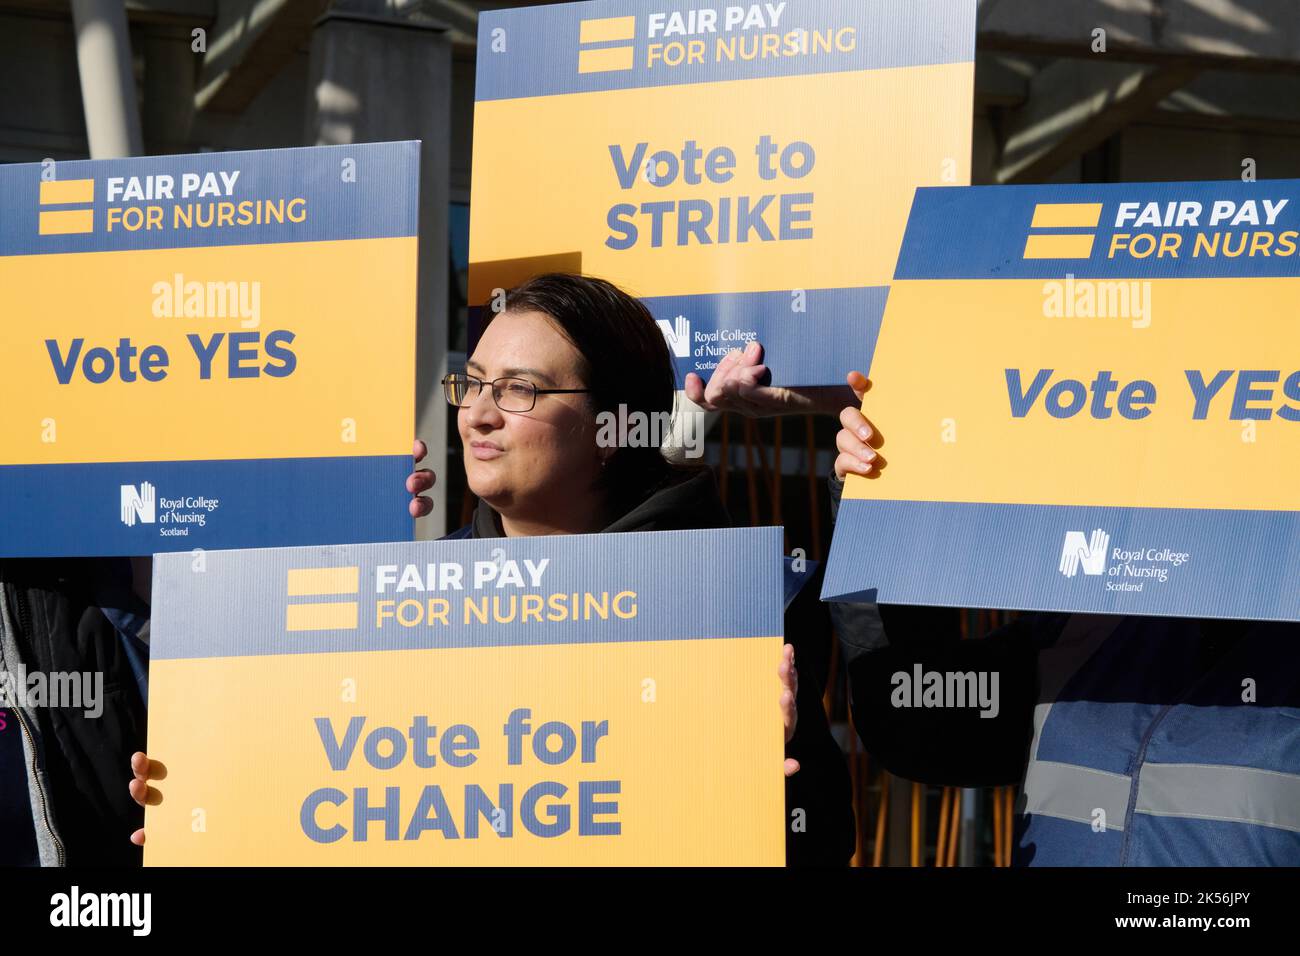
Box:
[488,273,679,513]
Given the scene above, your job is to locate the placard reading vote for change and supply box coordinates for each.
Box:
[145,528,786,865]
[0,142,418,556]
[823,179,1300,621]
[469,0,973,385]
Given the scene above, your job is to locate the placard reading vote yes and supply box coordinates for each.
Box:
[824,179,1300,621]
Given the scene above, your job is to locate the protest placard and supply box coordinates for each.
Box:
[469,0,974,385]
[145,527,786,865]
[824,180,1300,620]
[0,142,418,555]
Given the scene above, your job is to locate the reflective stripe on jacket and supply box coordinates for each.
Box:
[1017,614,1300,866]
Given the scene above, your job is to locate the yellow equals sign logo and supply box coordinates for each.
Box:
[578,16,635,73]
[38,179,95,235]
[1023,203,1104,259]
[286,566,359,632]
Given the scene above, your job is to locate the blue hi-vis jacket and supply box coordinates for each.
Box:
[836,607,1300,866]
[1017,615,1300,865]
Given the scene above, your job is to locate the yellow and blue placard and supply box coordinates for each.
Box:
[823,179,1300,621]
[469,0,973,385]
[144,527,786,865]
[0,142,418,556]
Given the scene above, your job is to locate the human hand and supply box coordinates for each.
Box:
[780,643,800,778]
[684,342,855,418]
[408,439,437,518]
[127,751,165,846]
[834,371,881,480]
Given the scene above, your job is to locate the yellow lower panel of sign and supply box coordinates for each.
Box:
[145,635,785,865]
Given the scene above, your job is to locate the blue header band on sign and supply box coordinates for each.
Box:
[475,0,975,101]
[151,527,784,659]
[0,141,420,257]
[894,179,1300,281]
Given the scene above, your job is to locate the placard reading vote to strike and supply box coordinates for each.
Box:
[470,0,973,385]
[823,179,1300,621]
[145,528,786,865]
[0,142,418,556]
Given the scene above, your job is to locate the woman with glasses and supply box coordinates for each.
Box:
[130,272,855,866]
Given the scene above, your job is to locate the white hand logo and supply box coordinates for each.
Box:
[656,315,691,358]
[120,482,156,526]
[1059,533,1083,577]
[1060,528,1109,577]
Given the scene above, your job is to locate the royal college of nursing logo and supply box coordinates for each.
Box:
[1058,528,1110,578]
[656,315,691,358]
[1057,527,1192,591]
[120,482,157,526]
[118,482,222,536]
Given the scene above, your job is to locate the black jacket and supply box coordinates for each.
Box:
[453,467,856,866]
[0,558,147,866]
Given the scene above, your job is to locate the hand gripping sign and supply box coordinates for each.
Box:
[468,0,974,385]
[0,142,418,556]
[823,180,1300,621]
[144,528,786,865]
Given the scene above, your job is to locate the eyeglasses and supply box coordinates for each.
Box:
[442,373,591,413]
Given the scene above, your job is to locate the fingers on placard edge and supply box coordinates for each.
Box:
[407,469,435,492]
[839,404,864,433]
[836,452,873,478]
[836,428,872,460]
